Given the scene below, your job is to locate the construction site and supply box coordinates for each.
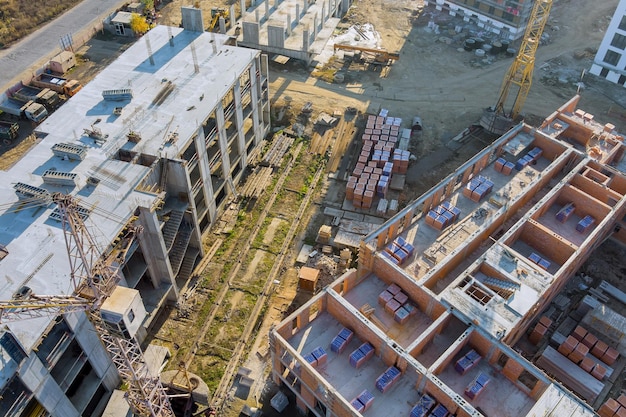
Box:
[1,0,626,417]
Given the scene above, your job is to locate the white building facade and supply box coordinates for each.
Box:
[590,0,626,87]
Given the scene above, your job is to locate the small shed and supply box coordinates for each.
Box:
[298,266,320,292]
[49,51,76,74]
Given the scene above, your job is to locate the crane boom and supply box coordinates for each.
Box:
[0,193,176,417]
[481,0,552,134]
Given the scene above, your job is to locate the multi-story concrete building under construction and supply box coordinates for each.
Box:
[0,11,270,417]
[270,95,626,417]
[425,0,535,39]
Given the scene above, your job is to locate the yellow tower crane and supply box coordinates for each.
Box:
[0,193,177,417]
[480,0,553,135]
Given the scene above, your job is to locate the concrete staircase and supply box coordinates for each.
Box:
[168,223,192,276]
[162,210,184,251]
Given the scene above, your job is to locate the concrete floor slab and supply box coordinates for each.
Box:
[342,274,435,348]
[438,358,536,417]
[286,312,423,416]
[538,203,595,247]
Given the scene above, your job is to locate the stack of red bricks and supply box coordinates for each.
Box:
[558,325,619,381]
[529,316,552,345]
[347,114,404,208]
[598,394,626,417]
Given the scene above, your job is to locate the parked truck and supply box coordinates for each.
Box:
[0,120,19,144]
[0,98,48,123]
[31,73,82,97]
[12,85,61,110]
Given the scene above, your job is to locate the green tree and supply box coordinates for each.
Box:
[130,13,149,36]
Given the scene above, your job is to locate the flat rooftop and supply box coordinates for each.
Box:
[0,25,259,351]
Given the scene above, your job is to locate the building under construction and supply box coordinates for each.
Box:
[0,12,270,417]
[270,95,626,417]
[425,0,536,40]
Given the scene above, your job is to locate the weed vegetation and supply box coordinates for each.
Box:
[0,0,82,47]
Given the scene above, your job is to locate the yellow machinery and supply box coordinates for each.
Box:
[333,43,400,65]
[0,193,177,417]
[480,0,553,134]
[209,7,229,32]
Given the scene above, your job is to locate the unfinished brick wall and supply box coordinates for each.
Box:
[533,131,569,160]
[523,219,576,264]
[326,294,382,355]
[560,184,611,220]
[571,174,622,207]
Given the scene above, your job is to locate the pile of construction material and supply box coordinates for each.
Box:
[346,111,409,210]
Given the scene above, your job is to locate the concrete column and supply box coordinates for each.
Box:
[321,3,326,23]
[275,0,280,8]
[286,14,292,35]
[313,14,318,38]
[215,102,233,185]
[229,4,236,25]
[265,0,269,21]
[255,8,260,23]
[194,126,217,224]
[21,355,80,417]
[219,16,226,33]
[233,77,247,169]
[295,4,300,24]
[248,63,261,146]
[327,0,332,19]
[137,206,174,290]
[303,27,309,51]
[240,0,246,16]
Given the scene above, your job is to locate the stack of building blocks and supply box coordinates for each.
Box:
[381,250,399,264]
[494,157,515,175]
[527,146,543,161]
[454,349,482,375]
[576,215,595,233]
[515,154,534,171]
[556,203,576,223]
[425,202,462,231]
[350,113,405,208]
[571,325,620,366]
[394,236,415,256]
[463,176,494,202]
[375,366,401,393]
[378,284,414,324]
[528,252,551,270]
[529,320,549,345]
[331,327,354,354]
[385,241,411,265]
[464,372,491,400]
[392,149,410,174]
[598,398,621,417]
[378,290,394,306]
[303,353,317,369]
[350,389,375,413]
[410,394,436,417]
[599,395,626,417]
[350,342,375,368]
[311,346,327,366]
[385,298,401,314]
[430,403,450,417]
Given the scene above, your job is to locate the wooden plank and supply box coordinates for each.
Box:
[536,346,604,402]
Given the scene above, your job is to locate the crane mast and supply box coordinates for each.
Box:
[481,0,552,134]
[0,193,176,417]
